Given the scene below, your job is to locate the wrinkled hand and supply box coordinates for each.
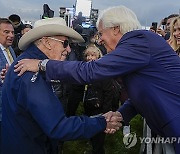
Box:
[14,59,40,76]
[103,111,123,134]
[0,64,9,82]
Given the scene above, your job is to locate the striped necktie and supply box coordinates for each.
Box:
[5,48,14,64]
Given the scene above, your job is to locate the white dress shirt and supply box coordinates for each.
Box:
[0,44,12,65]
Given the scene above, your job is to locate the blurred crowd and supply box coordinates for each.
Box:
[149,13,180,54]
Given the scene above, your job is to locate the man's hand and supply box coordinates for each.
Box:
[103,111,123,134]
[14,59,40,76]
[0,64,9,82]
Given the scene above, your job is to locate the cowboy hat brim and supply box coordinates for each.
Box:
[18,24,84,50]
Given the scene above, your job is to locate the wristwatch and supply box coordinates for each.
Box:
[38,59,49,71]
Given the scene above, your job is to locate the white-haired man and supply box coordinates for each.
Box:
[1,17,122,154]
[15,6,180,153]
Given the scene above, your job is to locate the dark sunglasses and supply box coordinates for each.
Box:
[48,37,69,48]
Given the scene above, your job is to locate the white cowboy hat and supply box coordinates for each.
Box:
[18,17,84,50]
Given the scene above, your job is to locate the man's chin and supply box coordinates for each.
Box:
[104,45,113,53]
[7,42,13,46]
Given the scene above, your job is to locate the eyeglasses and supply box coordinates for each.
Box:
[97,26,120,38]
[48,37,69,48]
[97,28,110,39]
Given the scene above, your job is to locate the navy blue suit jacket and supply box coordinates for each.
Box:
[2,44,106,154]
[0,46,16,121]
[45,30,180,137]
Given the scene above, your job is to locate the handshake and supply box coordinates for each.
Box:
[102,111,123,134]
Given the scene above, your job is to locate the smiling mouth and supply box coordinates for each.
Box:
[175,37,180,41]
[102,43,107,48]
[7,39,13,42]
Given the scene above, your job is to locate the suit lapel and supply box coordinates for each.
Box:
[0,48,8,71]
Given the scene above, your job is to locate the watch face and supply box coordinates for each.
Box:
[41,59,49,71]
[40,63,45,71]
[41,61,46,71]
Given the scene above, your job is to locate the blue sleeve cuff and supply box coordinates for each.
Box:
[118,99,138,124]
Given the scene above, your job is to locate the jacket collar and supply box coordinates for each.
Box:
[24,43,48,60]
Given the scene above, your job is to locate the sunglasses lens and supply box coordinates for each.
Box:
[63,40,69,48]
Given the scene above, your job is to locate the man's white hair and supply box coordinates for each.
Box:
[96,5,142,34]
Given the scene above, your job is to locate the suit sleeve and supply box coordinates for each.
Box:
[46,33,150,84]
[18,73,106,141]
[118,99,138,124]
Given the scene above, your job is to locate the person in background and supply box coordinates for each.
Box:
[21,24,33,35]
[8,14,24,56]
[72,12,83,29]
[0,18,16,153]
[12,23,33,56]
[156,14,179,40]
[2,17,122,154]
[83,44,115,154]
[156,17,167,37]
[168,16,180,55]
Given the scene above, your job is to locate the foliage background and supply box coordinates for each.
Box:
[62,103,143,154]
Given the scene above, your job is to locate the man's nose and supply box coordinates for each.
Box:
[9,32,14,38]
[98,38,103,45]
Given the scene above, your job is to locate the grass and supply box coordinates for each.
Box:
[62,102,143,154]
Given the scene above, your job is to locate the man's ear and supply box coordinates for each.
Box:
[42,37,52,50]
[113,26,120,36]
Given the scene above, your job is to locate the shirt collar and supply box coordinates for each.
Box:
[0,44,6,51]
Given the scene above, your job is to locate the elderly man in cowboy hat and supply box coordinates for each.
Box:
[1,17,122,154]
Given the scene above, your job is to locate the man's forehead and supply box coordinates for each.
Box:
[0,23,14,29]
